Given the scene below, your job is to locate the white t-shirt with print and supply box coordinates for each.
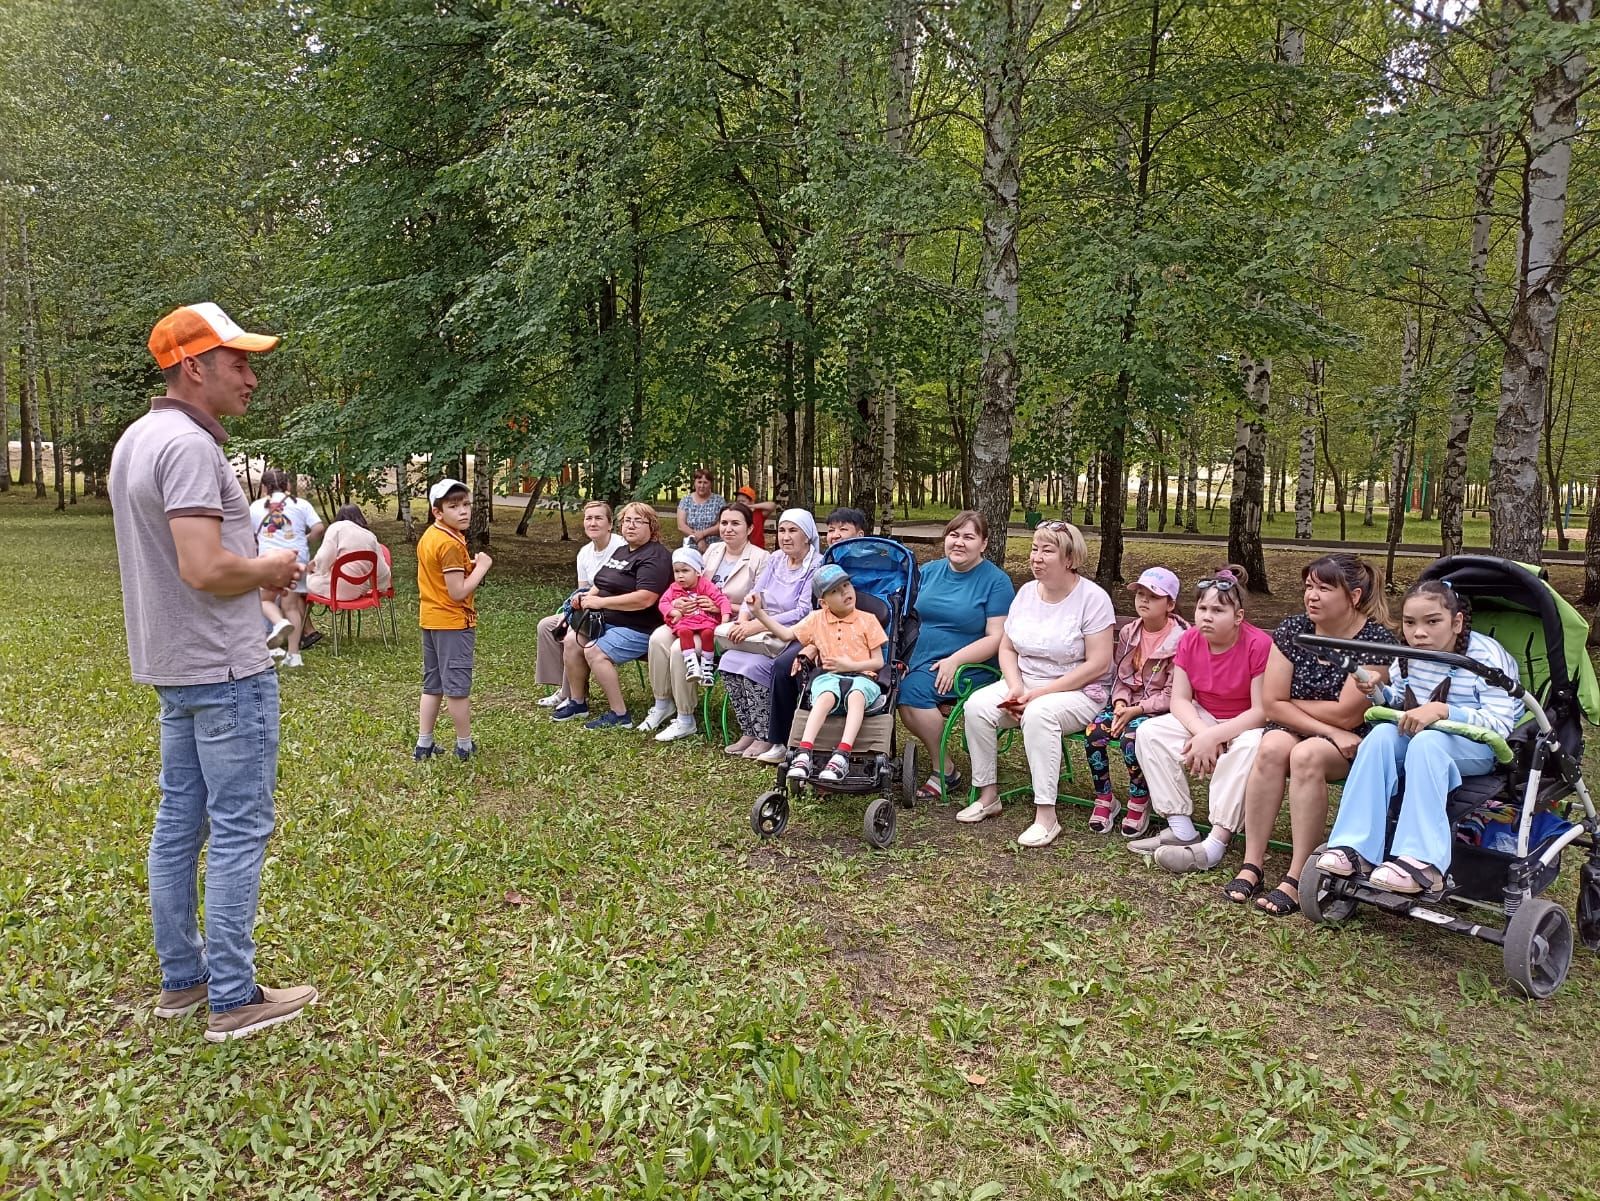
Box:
[1005,577,1116,687]
[249,493,322,562]
[575,534,627,589]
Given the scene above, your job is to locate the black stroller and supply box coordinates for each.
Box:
[1296,556,1600,998]
[749,536,921,849]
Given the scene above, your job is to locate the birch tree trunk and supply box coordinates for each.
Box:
[1228,356,1270,589]
[1227,20,1298,591]
[1185,432,1199,532]
[1441,11,1510,557]
[1294,359,1322,540]
[972,0,1039,565]
[18,214,46,499]
[468,442,493,551]
[1490,0,1592,563]
[15,212,36,490]
[1581,469,1600,605]
[1384,311,1421,584]
[874,0,919,538]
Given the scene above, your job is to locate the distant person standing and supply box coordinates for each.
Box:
[109,303,317,1042]
[675,467,725,551]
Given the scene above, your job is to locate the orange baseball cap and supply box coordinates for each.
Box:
[148,302,280,369]
[736,485,757,501]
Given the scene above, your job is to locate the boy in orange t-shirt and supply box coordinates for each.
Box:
[751,563,886,783]
[414,478,492,760]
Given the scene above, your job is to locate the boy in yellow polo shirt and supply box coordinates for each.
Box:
[415,478,492,760]
[750,563,886,783]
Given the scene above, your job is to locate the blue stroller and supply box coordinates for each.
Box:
[749,536,922,848]
[1297,556,1600,998]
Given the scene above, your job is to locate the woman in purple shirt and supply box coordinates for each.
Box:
[716,509,820,758]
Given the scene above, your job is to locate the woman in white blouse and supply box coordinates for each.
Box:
[956,521,1116,847]
[638,502,769,741]
[536,500,627,706]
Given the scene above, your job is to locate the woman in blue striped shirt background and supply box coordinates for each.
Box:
[1315,579,1525,895]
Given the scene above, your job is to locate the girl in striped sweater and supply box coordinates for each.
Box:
[1316,579,1524,895]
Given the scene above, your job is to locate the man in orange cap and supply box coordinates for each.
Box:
[108,303,318,1042]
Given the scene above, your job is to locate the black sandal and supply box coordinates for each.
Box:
[1255,875,1300,918]
[1221,863,1264,904]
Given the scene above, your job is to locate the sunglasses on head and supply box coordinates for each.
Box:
[1037,520,1072,533]
[1196,577,1238,594]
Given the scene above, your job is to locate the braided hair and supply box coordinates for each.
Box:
[1397,579,1472,692]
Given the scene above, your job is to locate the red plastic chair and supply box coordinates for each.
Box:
[306,551,386,654]
[377,544,398,640]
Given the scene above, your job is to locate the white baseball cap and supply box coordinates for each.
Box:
[428,478,468,506]
[1132,567,1180,600]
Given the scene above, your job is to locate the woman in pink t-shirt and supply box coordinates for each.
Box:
[1130,567,1272,895]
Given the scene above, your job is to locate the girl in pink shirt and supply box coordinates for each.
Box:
[1129,567,1273,895]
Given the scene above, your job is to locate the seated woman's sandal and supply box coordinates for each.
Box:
[1314,846,1372,878]
[1221,863,1263,904]
[1369,856,1444,896]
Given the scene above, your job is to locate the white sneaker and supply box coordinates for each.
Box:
[283,654,304,668]
[655,715,698,742]
[786,752,812,781]
[266,618,293,650]
[536,692,567,709]
[754,743,788,765]
[637,702,674,733]
[818,753,850,782]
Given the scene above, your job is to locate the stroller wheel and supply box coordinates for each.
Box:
[751,790,789,839]
[1301,843,1358,925]
[863,797,896,850]
[1578,860,1600,952]
[899,740,919,808]
[1503,897,1573,1000]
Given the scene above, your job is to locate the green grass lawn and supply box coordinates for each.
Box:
[3,496,1600,1199]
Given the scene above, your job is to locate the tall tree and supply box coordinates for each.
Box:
[1490,0,1593,562]
[1439,5,1510,558]
[969,0,1042,564]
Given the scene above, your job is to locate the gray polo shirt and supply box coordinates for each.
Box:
[108,398,273,686]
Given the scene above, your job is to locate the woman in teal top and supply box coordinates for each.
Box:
[899,510,1015,799]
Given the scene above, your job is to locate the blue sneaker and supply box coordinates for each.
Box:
[412,743,444,761]
[551,700,590,722]
[584,711,632,731]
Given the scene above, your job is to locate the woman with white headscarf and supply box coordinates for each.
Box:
[714,509,820,758]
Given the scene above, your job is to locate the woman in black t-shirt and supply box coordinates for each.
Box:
[554,501,672,730]
[1236,554,1400,916]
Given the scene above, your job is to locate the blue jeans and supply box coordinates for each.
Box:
[151,670,280,1013]
[1327,722,1498,872]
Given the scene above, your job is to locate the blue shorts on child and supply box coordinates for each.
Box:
[810,671,882,709]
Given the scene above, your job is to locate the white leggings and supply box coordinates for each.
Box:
[1133,708,1264,831]
[964,679,1102,807]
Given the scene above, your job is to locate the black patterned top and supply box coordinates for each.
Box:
[1269,613,1400,734]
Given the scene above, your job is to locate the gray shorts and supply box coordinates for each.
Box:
[421,628,476,697]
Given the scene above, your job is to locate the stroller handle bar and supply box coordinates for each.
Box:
[1294,634,1521,696]
[1296,632,1555,738]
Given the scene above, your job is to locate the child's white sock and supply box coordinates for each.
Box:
[455,736,473,752]
[1198,833,1229,868]
[1166,814,1198,842]
[416,733,435,749]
